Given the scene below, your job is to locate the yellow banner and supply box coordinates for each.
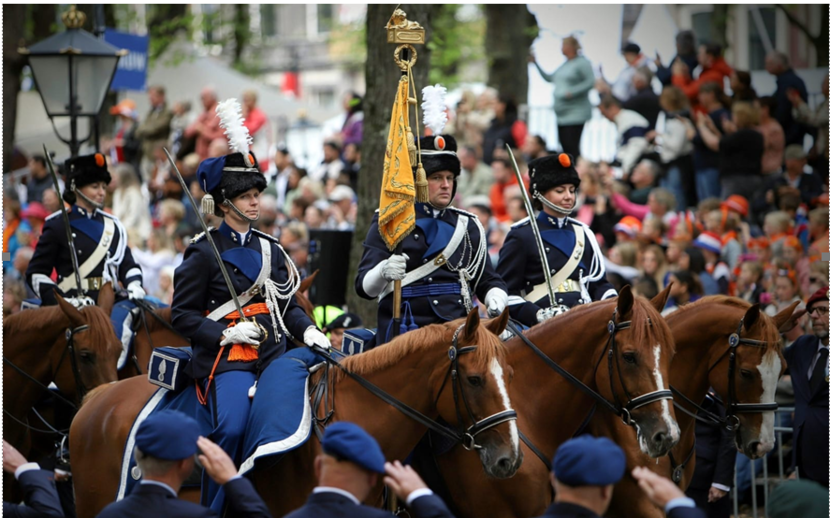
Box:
[378,75,416,251]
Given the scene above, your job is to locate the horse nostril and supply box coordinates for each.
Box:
[748,441,761,457]
[497,456,513,472]
[653,431,667,446]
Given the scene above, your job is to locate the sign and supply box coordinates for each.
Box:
[104,29,149,91]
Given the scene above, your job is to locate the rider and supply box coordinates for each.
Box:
[171,145,331,512]
[497,153,616,328]
[355,135,509,345]
[25,153,146,307]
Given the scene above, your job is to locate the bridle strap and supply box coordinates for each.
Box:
[2,357,78,410]
[65,324,90,402]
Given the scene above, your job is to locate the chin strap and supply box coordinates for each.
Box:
[222,191,260,223]
[73,183,105,211]
[533,192,578,216]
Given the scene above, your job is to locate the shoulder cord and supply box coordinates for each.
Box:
[443,216,487,290]
[262,242,303,339]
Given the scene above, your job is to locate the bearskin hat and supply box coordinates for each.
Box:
[62,153,112,204]
[197,151,267,217]
[529,153,580,197]
[419,135,460,177]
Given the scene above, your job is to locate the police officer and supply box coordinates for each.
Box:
[355,135,508,345]
[497,153,616,328]
[171,146,330,513]
[26,153,145,307]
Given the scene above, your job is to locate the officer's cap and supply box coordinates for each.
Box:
[553,435,626,487]
[321,422,386,473]
[135,410,201,460]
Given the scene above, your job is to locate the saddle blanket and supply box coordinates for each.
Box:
[116,346,324,500]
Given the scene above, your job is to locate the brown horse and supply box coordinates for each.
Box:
[596,296,796,518]
[70,309,519,517]
[3,283,122,455]
[423,286,679,518]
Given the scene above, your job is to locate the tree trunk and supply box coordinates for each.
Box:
[30,4,57,42]
[232,4,250,66]
[3,5,27,173]
[484,5,537,105]
[711,5,729,49]
[818,5,828,67]
[346,5,434,327]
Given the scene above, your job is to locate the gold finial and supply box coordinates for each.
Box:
[386,8,425,45]
[62,5,86,30]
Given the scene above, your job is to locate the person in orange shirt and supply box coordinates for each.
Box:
[185,87,225,161]
[489,158,519,223]
[671,43,733,114]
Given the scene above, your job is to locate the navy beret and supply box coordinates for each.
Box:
[553,436,626,487]
[322,422,386,474]
[135,410,201,460]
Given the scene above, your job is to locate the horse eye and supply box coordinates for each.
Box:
[740,369,754,380]
[467,376,483,387]
[79,351,94,362]
[622,352,637,365]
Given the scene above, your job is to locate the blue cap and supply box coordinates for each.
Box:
[321,422,386,474]
[553,436,626,487]
[135,410,201,460]
[196,156,227,194]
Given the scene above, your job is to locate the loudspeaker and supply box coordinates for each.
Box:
[308,229,353,307]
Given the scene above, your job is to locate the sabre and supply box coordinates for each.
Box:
[505,145,559,309]
[43,145,86,298]
[164,148,250,324]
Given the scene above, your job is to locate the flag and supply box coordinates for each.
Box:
[378,75,416,251]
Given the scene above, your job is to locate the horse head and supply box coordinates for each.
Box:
[435,309,521,479]
[596,286,679,458]
[53,283,122,399]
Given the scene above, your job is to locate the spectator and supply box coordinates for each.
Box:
[655,30,698,87]
[135,85,173,183]
[41,188,61,214]
[488,158,518,223]
[326,185,356,230]
[482,93,526,165]
[692,231,730,294]
[310,142,345,183]
[207,137,230,159]
[341,92,364,148]
[639,244,669,291]
[766,267,805,347]
[269,145,295,208]
[610,186,677,227]
[342,142,361,190]
[20,203,48,249]
[287,240,310,279]
[691,82,730,201]
[654,86,696,210]
[612,216,643,244]
[729,70,757,102]
[627,159,659,205]
[157,265,176,305]
[663,269,703,314]
[3,194,30,272]
[321,312,362,352]
[807,206,829,254]
[170,100,195,159]
[632,276,659,299]
[3,440,64,518]
[624,67,661,130]
[505,195,527,223]
[736,261,764,304]
[185,87,224,161]
[132,228,176,298]
[789,73,829,178]
[3,278,27,317]
[26,155,52,205]
[757,96,786,176]
[765,51,809,146]
[602,41,657,103]
[242,90,271,171]
[157,198,188,240]
[769,145,825,207]
[763,210,793,254]
[672,43,732,113]
[109,99,141,168]
[530,35,594,157]
[598,94,652,179]
[112,163,152,243]
[767,480,830,518]
[456,145,494,203]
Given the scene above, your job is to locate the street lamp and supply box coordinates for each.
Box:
[19,5,126,157]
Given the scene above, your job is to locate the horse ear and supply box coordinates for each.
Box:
[617,285,634,317]
[743,303,762,330]
[300,270,319,293]
[56,290,85,327]
[771,300,800,330]
[97,282,115,315]
[650,283,672,312]
[463,310,481,343]
[484,307,510,337]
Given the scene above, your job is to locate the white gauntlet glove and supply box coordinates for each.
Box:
[536,305,569,323]
[484,288,508,317]
[220,321,263,346]
[127,281,146,301]
[362,253,410,298]
[304,327,331,350]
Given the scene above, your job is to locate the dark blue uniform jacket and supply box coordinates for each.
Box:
[355,203,506,345]
[26,206,142,305]
[284,491,454,518]
[497,212,616,327]
[171,223,315,379]
[2,469,64,518]
[534,501,704,518]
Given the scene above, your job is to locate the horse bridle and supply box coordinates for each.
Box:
[312,323,518,451]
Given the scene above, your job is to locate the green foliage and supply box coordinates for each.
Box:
[427,5,486,88]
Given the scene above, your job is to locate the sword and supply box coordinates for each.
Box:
[164,148,251,325]
[43,145,86,299]
[505,145,559,309]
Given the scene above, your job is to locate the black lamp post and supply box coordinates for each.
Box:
[19,5,125,158]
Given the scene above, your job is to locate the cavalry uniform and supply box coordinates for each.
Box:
[26,153,144,306]
[355,135,508,346]
[497,154,615,328]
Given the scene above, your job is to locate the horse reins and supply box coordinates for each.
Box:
[131,299,190,374]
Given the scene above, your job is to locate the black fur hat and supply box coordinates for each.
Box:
[418,135,460,177]
[198,151,267,217]
[62,153,111,204]
[529,153,580,198]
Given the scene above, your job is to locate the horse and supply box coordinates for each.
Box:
[595,296,797,518]
[420,286,680,518]
[70,309,520,518]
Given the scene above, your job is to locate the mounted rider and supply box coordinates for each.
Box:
[497,153,616,328]
[170,99,330,513]
[25,152,146,307]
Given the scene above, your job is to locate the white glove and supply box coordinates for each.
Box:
[127,281,146,301]
[485,288,508,317]
[220,321,263,346]
[304,327,331,351]
[536,305,569,323]
[66,296,95,309]
[498,328,515,341]
[381,254,409,281]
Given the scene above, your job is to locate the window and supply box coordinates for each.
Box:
[261,4,276,38]
[748,7,776,70]
[317,4,334,35]
[691,12,713,47]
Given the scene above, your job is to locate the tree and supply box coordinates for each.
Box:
[484,5,538,105]
[428,5,486,88]
[346,5,434,327]
[3,5,27,173]
[775,4,829,67]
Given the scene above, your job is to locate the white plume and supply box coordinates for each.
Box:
[422,84,448,136]
[216,98,252,153]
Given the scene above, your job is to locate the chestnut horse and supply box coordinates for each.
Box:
[596,296,796,518]
[3,284,122,457]
[70,309,519,518]
[422,286,680,518]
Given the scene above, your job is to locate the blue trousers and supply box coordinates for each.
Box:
[661,165,687,211]
[196,370,256,513]
[695,167,721,201]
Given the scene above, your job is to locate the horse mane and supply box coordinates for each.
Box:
[333,319,505,382]
[78,306,122,356]
[676,295,783,353]
[3,306,66,336]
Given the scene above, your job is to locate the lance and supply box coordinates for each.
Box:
[43,145,86,299]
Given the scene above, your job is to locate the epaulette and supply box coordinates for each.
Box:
[511,216,531,228]
[447,206,478,219]
[568,217,585,227]
[191,227,216,244]
[99,210,116,220]
[252,228,280,244]
[45,210,62,221]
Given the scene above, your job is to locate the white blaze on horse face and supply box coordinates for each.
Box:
[489,358,519,457]
[652,344,680,443]
[757,349,782,454]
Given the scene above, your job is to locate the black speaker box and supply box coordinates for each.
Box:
[307,229,353,307]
